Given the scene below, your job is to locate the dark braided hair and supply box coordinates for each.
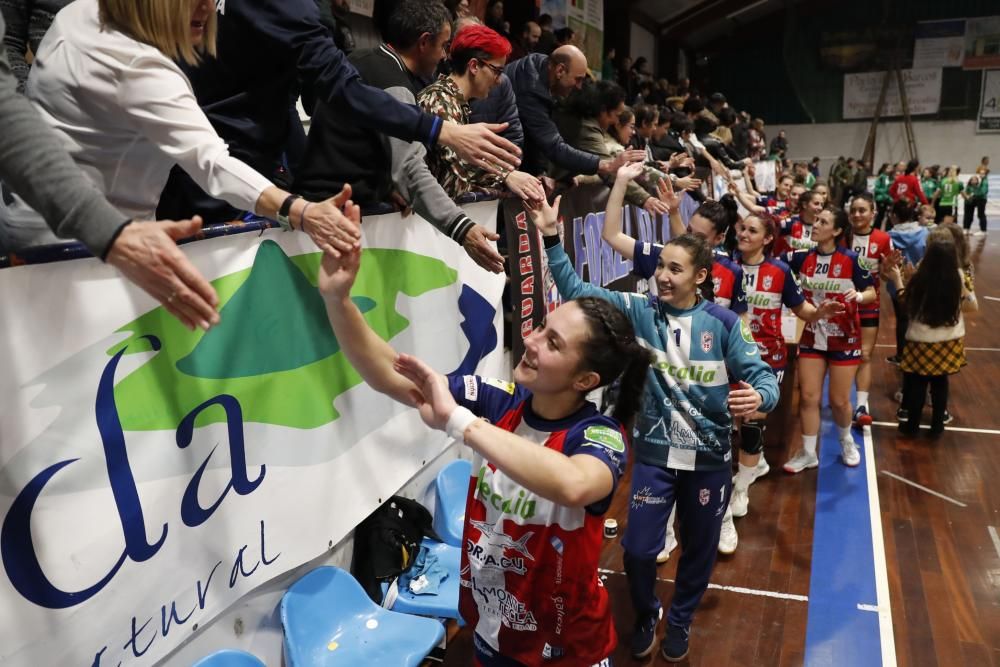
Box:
[574,297,652,427]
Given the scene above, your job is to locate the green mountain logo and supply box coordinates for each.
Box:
[108,240,457,430]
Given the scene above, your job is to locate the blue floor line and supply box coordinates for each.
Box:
[803,381,882,666]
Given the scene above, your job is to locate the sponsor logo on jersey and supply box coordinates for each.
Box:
[464,375,478,401]
[740,319,756,345]
[542,643,566,660]
[467,540,528,575]
[746,291,779,308]
[870,243,878,254]
[762,275,773,290]
[471,576,539,631]
[631,485,668,509]
[701,331,714,353]
[484,377,516,394]
[469,518,535,560]
[583,425,626,453]
[713,276,722,294]
[699,488,710,506]
[832,263,843,277]
[475,467,537,519]
[652,360,718,383]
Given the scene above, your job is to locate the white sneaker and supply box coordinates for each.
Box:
[749,455,770,485]
[840,438,861,467]
[730,487,749,517]
[718,508,738,554]
[783,450,819,474]
[656,532,679,564]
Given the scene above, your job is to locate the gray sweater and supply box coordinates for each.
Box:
[0,10,126,257]
[0,0,69,92]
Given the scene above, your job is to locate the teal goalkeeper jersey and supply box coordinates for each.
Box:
[545,244,779,471]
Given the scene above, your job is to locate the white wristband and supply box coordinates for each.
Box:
[854,292,864,304]
[446,406,478,442]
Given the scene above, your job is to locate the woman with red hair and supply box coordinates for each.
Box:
[417,24,544,205]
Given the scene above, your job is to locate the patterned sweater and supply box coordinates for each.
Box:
[0,0,70,92]
[417,74,507,198]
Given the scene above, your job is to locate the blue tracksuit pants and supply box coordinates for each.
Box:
[622,460,732,629]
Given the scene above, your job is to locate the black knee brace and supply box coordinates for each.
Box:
[739,420,766,455]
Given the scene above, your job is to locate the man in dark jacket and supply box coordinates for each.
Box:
[156,0,520,224]
[506,45,641,177]
[295,1,507,273]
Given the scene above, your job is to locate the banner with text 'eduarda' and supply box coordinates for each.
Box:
[503,183,673,365]
[0,204,505,666]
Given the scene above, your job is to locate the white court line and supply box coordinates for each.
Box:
[989,527,1000,560]
[880,470,968,507]
[874,344,1000,352]
[862,424,897,667]
[871,421,1000,436]
[983,296,1000,303]
[596,568,808,603]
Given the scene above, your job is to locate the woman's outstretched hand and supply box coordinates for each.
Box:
[393,353,459,431]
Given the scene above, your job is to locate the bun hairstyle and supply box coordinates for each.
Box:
[575,297,652,427]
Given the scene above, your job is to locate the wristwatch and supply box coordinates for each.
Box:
[276,194,301,231]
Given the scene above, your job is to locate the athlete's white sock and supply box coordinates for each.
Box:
[856,391,869,409]
[734,463,755,491]
[802,434,818,457]
[837,424,852,442]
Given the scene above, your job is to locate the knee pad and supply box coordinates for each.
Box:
[739,420,766,455]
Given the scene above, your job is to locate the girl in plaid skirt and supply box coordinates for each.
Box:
[887,226,977,436]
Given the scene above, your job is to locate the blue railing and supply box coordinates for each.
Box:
[0,192,500,268]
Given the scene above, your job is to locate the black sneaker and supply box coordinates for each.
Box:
[662,624,691,662]
[941,410,953,425]
[631,606,662,659]
[886,355,901,366]
[896,406,909,422]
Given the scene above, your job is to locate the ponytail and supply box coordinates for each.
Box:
[575,297,653,427]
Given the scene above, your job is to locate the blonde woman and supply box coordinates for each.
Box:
[0,0,359,259]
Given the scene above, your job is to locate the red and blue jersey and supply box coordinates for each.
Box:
[850,228,892,317]
[778,215,817,253]
[632,239,748,314]
[788,247,873,352]
[740,257,805,368]
[446,374,626,666]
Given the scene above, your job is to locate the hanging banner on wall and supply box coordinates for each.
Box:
[503,184,672,364]
[348,0,373,17]
[539,0,605,79]
[913,19,966,69]
[963,16,1000,70]
[842,68,943,119]
[0,205,505,666]
[978,69,1000,133]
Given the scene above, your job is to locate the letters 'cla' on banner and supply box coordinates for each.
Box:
[0,203,505,666]
[978,69,1000,133]
[503,184,674,366]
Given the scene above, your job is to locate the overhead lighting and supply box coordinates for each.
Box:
[726,0,769,21]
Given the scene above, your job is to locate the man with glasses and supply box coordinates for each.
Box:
[506,44,643,178]
[417,24,545,203]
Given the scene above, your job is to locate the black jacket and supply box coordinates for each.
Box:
[505,53,600,176]
[180,0,440,168]
[469,74,524,149]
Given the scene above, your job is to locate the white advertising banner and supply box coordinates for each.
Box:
[912,19,966,69]
[843,68,943,120]
[0,204,505,666]
[978,69,1000,133]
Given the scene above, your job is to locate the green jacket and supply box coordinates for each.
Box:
[873,173,892,203]
[965,178,989,199]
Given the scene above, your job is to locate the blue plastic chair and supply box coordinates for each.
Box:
[191,649,265,667]
[388,538,461,621]
[433,459,471,548]
[281,566,445,667]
